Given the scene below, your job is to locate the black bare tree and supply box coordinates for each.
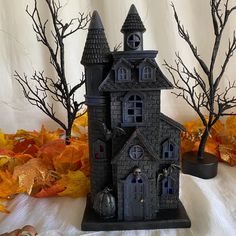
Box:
[165,0,236,159]
[14,0,90,143]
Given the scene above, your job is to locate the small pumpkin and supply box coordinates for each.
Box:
[93,187,116,219]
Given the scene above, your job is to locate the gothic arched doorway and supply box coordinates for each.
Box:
[124,168,149,221]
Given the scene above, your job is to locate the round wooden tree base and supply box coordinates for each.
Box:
[182,151,218,179]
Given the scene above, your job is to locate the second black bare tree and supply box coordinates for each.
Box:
[165,0,236,160]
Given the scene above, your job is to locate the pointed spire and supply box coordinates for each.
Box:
[121,4,146,33]
[89,10,104,30]
[128,4,138,14]
[81,11,110,65]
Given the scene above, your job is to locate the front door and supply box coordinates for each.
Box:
[124,172,148,221]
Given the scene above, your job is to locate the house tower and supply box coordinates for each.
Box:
[81,11,112,200]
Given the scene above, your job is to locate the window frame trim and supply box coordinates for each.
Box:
[138,60,156,82]
[161,139,178,160]
[127,33,141,50]
[122,92,146,127]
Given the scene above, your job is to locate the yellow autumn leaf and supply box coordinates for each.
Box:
[226,116,236,136]
[0,129,13,150]
[13,126,63,148]
[13,129,36,141]
[72,112,88,139]
[0,202,10,214]
[57,170,90,197]
[36,125,63,146]
[0,155,10,168]
[0,171,25,198]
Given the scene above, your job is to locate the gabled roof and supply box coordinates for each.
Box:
[160,113,186,131]
[137,58,157,68]
[111,129,159,164]
[121,4,146,33]
[112,58,133,69]
[81,11,110,65]
[99,63,173,92]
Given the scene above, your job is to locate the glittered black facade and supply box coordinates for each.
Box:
[81,5,190,230]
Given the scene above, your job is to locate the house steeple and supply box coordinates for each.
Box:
[81,11,110,65]
[81,11,112,201]
[121,4,146,51]
[81,10,111,96]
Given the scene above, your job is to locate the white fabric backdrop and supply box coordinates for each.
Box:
[0,163,236,235]
[1,0,236,133]
[1,1,236,235]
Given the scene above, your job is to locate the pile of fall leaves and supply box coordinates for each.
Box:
[181,116,236,166]
[0,113,90,214]
[0,113,235,214]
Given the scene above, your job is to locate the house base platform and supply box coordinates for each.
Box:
[81,196,191,231]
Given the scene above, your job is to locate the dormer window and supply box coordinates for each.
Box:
[127,33,141,50]
[138,59,156,82]
[118,67,128,81]
[113,58,133,83]
[142,66,152,80]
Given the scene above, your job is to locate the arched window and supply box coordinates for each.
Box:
[142,66,152,80]
[94,139,106,160]
[124,94,143,124]
[118,67,128,81]
[162,177,173,195]
[162,140,175,159]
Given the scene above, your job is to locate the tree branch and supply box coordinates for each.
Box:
[171,2,210,76]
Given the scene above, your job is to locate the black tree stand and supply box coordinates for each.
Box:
[182,152,218,179]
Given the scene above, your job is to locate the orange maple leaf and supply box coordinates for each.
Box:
[34,183,65,198]
[13,139,39,156]
[36,126,64,146]
[53,144,84,174]
[37,139,66,167]
[13,158,54,195]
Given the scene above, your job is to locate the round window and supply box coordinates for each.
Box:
[129,145,144,160]
[127,33,141,49]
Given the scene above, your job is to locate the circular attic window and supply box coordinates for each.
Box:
[127,33,141,49]
[129,145,144,160]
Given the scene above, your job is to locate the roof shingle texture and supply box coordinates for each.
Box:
[81,11,110,65]
[121,4,146,33]
[99,67,173,92]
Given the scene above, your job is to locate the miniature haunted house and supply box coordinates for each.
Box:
[81,5,190,230]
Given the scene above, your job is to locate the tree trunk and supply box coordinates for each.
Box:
[65,127,72,145]
[197,127,211,160]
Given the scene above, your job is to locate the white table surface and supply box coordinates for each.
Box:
[0,163,236,236]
